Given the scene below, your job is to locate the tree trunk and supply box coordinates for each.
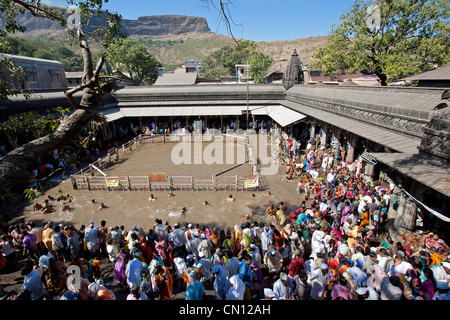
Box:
[374,66,388,86]
[0,30,112,194]
[0,109,93,192]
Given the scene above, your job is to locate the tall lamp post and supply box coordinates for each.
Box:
[246,59,249,130]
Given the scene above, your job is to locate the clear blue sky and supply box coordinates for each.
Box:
[44,0,356,41]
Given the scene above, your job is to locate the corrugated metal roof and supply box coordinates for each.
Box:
[154,72,198,86]
[401,66,450,81]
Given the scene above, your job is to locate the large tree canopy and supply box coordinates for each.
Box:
[312,0,450,85]
[200,39,273,83]
[106,38,162,85]
[0,0,124,193]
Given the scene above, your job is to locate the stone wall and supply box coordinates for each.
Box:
[286,85,445,140]
[419,112,450,160]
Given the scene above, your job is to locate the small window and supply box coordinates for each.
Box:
[49,72,60,82]
[25,71,37,82]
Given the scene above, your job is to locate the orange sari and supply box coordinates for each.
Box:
[155,265,174,300]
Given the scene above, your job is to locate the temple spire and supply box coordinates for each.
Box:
[282,49,304,90]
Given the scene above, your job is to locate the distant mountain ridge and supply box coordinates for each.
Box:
[9,11,327,73]
[11,10,211,36]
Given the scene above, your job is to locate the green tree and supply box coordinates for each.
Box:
[249,51,274,84]
[200,39,273,83]
[3,36,84,71]
[312,0,450,85]
[106,38,162,84]
[0,0,123,193]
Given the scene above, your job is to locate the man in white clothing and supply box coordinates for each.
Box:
[126,252,143,290]
[272,273,294,300]
[326,170,335,188]
[356,287,379,300]
[84,221,100,258]
[260,226,273,257]
[170,223,187,251]
[196,252,213,288]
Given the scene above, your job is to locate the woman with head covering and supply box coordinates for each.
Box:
[154,263,174,300]
[212,264,230,300]
[429,253,448,282]
[307,260,326,300]
[250,261,264,298]
[210,227,222,253]
[414,267,436,300]
[114,250,128,291]
[346,259,368,289]
[185,272,205,300]
[331,276,354,300]
[310,229,325,260]
[155,234,168,262]
[367,263,387,292]
[226,274,246,300]
[96,279,116,300]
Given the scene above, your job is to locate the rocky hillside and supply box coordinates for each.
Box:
[11,11,327,71]
[123,15,210,36]
[12,10,211,37]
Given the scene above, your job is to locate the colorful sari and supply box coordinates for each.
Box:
[155,235,168,260]
[114,253,127,285]
[185,273,205,300]
[155,265,174,300]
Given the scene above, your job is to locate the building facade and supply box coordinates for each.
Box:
[1,54,68,90]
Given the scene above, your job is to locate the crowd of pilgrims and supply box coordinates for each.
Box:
[0,128,449,301]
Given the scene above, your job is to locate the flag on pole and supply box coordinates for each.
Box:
[105,177,119,187]
[244,177,258,189]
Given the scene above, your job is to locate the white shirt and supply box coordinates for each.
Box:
[174,257,187,278]
[309,170,319,179]
[389,261,413,279]
[51,232,64,251]
[260,229,273,251]
[273,278,293,300]
[326,172,335,183]
[126,258,143,289]
[170,228,186,247]
[383,194,390,205]
[377,255,394,272]
[107,244,118,262]
[1,240,15,256]
[85,226,99,244]
[365,287,380,300]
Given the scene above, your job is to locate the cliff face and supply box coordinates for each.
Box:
[123,15,211,36]
[10,11,211,36]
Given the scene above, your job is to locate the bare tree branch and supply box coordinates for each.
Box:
[10,0,67,24]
